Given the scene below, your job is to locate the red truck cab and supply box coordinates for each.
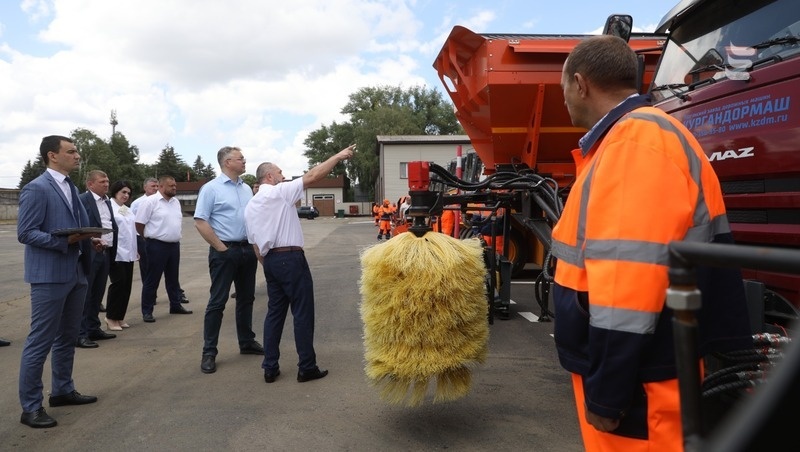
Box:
[648,0,800,317]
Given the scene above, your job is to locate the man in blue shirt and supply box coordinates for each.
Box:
[194,146,262,374]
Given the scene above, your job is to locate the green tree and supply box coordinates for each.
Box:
[154,145,192,182]
[108,131,146,189]
[203,163,216,180]
[303,121,354,177]
[18,155,47,188]
[192,155,216,181]
[17,130,144,189]
[241,173,256,189]
[303,85,462,199]
[71,128,118,190]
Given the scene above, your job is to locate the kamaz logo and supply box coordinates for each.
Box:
[708,147,755,161]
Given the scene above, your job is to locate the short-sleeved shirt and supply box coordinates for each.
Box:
[245,177,304,257]
[130,194,150,215]
[134,191,182,243]
[193,174,252,242]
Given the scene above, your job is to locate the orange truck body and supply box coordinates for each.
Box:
[431,27,664,273]
[433,26,664,183]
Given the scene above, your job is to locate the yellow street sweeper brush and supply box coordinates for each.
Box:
[359,230,489,407]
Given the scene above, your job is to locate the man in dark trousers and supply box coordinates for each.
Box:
[135,175,193,322]
[551,36,751,451]
[76,170,118,348]
[131,177,190,305]
[131,177,158,283]
[17,135,102,428]
[195,146,262,374]
[244,144,354,384]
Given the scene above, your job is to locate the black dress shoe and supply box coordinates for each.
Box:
[180,295,190,304]
[88,330,116,340]
[49,390,98,407]
[0,338,10,347]
[264,369,280,383]
[297,367,328,382]
[20,407,57,428]
[201,355,216,374]
[143,313,156,323]
[75,337,98,348]
[240,341,264,355]
[169,305,193,314]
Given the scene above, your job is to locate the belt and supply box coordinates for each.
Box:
[222,240,250,247]
[147,238,179,244]
[267,246,303,254]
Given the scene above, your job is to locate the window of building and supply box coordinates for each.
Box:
[399,162,408,179]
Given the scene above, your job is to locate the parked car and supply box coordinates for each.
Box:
[297,205,320,219]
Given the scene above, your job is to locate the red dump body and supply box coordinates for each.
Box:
[432,26,664,180]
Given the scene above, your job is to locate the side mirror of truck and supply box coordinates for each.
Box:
[603,14,633,42]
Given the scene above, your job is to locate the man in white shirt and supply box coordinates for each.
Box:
[132,177,190,304]
[244,144,353,384]
[135,175,192,322]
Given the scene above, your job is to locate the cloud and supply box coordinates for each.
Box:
[0,0,429,185]
[0,0,679,187]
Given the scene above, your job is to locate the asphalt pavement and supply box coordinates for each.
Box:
[0,216,582,451]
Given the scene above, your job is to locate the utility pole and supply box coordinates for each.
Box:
[110,109,118,136]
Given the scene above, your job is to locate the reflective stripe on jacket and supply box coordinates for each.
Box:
[550,96,751,428]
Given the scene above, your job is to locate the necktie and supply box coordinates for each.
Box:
[64,176,82,225]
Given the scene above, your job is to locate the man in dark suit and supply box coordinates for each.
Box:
[17,135,102,428]
[75,170,119,348]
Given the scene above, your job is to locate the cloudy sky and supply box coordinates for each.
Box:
[0,0,677,188]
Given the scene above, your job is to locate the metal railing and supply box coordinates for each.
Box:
[667,241,800,451]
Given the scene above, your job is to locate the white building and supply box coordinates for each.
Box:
[375,135,473,204]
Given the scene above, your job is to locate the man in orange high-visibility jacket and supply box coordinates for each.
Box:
[552,36,752,451]
[372,203,380,226]
[377,199,395,240]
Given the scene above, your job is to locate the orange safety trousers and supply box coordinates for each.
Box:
[571,374,683,452]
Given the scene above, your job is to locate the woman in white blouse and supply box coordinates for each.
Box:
[105,180,138,330]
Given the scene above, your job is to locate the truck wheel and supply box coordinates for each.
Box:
[505,229,528,277]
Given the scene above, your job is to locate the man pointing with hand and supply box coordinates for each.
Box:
[245,145,354,384]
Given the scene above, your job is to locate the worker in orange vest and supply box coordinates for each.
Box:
[377,199,395,240]
[479,206,504,255]
[439,208,456,237]
[551,36,751,451]
[372,202,380,226]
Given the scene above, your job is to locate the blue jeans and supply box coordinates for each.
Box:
[261,250,317,373]
[202,244,258,356]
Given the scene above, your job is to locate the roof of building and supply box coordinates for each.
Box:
[306,174,346,189]
[376,135,470,144]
